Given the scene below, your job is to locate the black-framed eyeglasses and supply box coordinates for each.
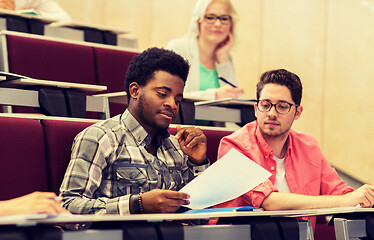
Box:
[204,14,232,25]
[257,99,298,115]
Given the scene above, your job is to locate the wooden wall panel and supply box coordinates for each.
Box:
[325,0,374,183]
[230,0,262,100]
[58,0,104,24]
[260,0,326,142]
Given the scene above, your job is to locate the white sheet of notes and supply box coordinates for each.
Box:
[180,148,272,209]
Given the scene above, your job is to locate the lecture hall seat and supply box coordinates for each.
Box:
[93,47,138,117]
[0,117,48,200]
[42,119,95,194]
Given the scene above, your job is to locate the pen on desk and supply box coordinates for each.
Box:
[218,77,237,88]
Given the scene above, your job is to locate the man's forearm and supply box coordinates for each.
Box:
[261,192,348,211]
[62,194,130,215]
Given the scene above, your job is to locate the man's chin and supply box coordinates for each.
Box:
[155,119,172,130]
[261,129,280,138]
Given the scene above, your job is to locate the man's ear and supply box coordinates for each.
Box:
[294,105,303,120]
[129,82,141,100]
[254,104,258,118]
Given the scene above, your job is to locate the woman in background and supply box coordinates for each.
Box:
[0,0,71,22]
[167,0,244,100]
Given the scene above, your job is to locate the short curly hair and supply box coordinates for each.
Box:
[256,69,303,106]
[125,47,190,102]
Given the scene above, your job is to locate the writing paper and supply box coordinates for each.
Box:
[180,148,271,209]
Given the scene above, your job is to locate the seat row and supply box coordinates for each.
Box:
[0,116,233,200]
[0,31,139,116]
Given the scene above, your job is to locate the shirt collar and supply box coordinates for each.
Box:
[254,121,292,158]
[121,109,170,148]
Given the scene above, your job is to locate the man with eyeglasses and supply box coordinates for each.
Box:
[213,69,374,226]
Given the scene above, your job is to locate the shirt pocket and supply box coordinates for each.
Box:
[114,162,148,195]
[167,166,183,190]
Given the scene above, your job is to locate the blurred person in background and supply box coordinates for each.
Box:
[167,0,244,101]
[0,0,71,22]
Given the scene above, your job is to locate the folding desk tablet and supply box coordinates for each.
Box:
[0,72,109,119]
[0,9,54,35]
[0,209,315,240]
[179,98,257,125]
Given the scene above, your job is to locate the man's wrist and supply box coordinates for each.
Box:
[130,194,141,214]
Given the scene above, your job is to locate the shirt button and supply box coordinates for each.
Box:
[270,166,275,171]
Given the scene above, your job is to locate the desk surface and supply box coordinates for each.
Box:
[0,9,54,23]
[0,208,322,226]
[7,206,371,225]
[194,98,256,107]
[0,30,140,53]
[0,77,107,93]
[50,21,128,35]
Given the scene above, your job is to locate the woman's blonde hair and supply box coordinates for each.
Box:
[186,0,238,39]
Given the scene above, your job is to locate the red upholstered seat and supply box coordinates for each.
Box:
[6,35,96,85]
[5,34,98,115]
[42,119,95,194]
[93,47,138,117]
[314,216,336,240]
[0,117,48,200]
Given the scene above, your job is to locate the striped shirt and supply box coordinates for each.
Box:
[60,109,208,215]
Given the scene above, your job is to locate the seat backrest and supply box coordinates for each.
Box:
[6,34,97,85]
[168,127,233,164]
[93,47,138,117]
[42,119,95,194]
[0,117,48,200]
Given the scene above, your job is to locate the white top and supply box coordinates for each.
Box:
[14,0,71,22]
[273,156,291,193]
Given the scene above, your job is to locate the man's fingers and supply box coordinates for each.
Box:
[175,125,184,139]
[163,190,190,200]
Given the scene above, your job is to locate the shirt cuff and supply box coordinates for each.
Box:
[251,179,278,208]
[116,195,131,215]
[188,158,210,176]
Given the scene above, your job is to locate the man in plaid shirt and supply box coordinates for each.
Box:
[60,48,209,215]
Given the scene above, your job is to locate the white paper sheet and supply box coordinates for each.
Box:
[179,148,272,209]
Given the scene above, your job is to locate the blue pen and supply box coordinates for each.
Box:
[219,77,237,88]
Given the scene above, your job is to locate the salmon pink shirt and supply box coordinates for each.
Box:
[214,121,353,224]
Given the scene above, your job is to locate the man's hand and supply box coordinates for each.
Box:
[141,189,190,213]
[0,0,15,10]
[175,125,207,164]
[0,191,68,216]
[343,184,374,207]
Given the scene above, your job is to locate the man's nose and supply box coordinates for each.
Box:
[164,97,177,110]
[267,105,278,117]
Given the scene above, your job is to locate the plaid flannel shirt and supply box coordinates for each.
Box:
[60,109,208,215]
